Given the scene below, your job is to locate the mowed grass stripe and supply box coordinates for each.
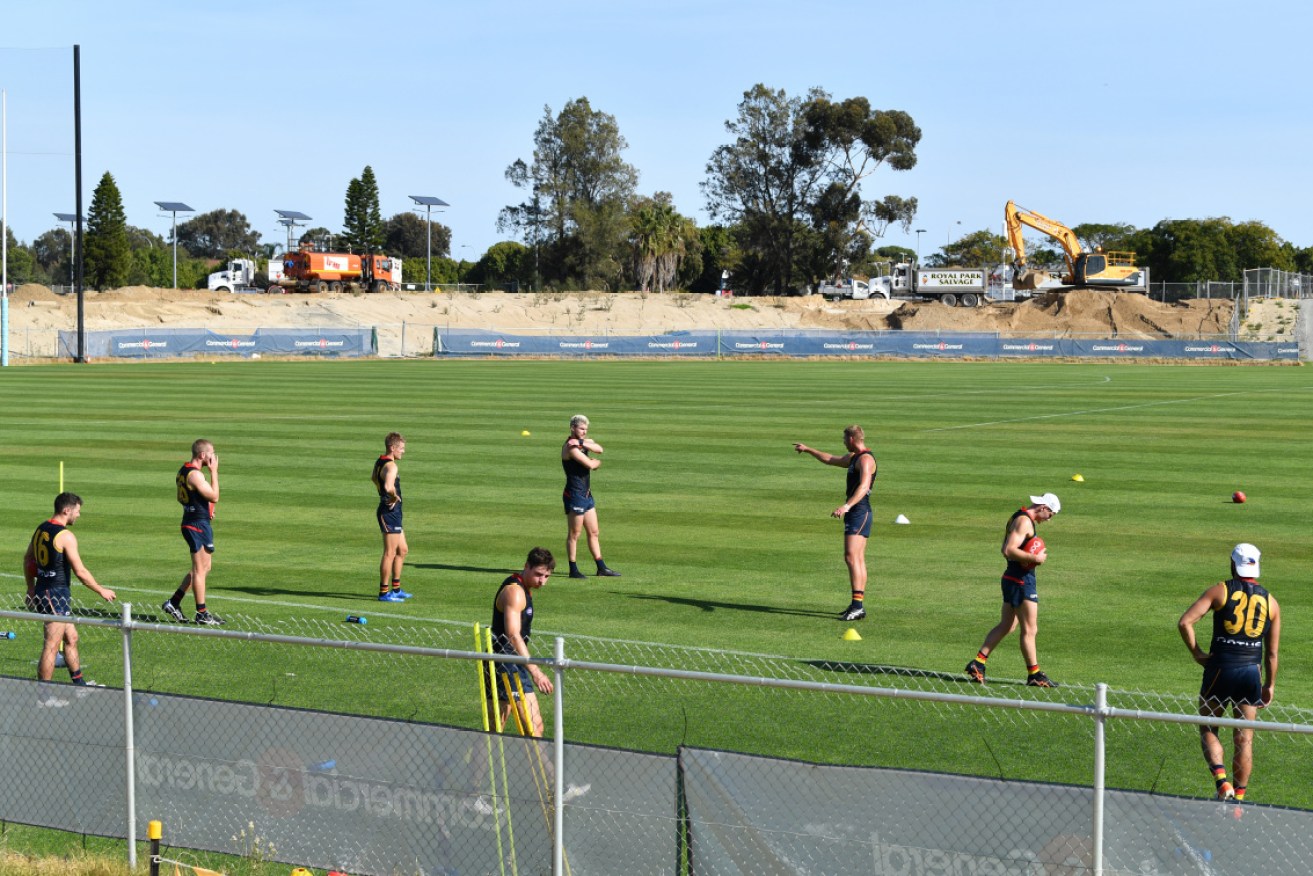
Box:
[1,359,1310,805]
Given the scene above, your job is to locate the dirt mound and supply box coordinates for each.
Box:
[891,289,1233,338]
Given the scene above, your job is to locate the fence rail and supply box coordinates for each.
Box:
[2,603,1311,875]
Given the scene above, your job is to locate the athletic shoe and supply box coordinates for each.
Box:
[568,570,588,580]
[378,591,406,602]
[596,568,621,577]
[390,588,413,599]
[161,600,187,622]
[1026,671,1059,688]
[965,660,987,684]
[38,694,70,708]
[71,679,105,687]
[1217,782,1236,801]
[838,605,867,621]
[562,783,592,802]
[194,610,225,626]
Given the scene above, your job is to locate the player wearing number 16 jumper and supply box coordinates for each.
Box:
[965,493,1061,687]
[1178,543,1280,803]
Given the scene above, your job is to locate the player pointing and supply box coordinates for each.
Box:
[1178,543,1280,802]
[965,493,1060,687]
[794,425,877,621]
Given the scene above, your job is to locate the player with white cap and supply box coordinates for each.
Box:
[1178,543,1280,802]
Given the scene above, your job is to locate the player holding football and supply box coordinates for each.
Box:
[965,493,1061,687]
[373,432,412,602]
[1178,543,1280,802]
[794,425,877,621]
[162,439,223,625]
[562,415,620,579]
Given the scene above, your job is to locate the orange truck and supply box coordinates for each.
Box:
[276,248,404,293]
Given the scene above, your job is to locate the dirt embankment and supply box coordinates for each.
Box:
[4,283,1257,357]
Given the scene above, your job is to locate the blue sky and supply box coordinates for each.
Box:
[2,0,1308,263]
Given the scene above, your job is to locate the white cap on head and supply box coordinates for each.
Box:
[1030,492,1061,514]
[1231,543,1260,578]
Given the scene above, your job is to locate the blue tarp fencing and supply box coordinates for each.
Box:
[59,327,376,359]
[435,328,1299,361]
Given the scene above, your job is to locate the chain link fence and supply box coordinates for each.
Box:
[2,603,1312,874]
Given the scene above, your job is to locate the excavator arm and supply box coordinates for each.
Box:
[1004,200,1080,277]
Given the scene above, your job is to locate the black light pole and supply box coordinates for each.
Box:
[409,195,448,291]
[74,45,84,362]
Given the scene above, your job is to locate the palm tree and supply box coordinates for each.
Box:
[630,200,693,293]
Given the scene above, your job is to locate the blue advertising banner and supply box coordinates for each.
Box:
[435,329,717,357]
[436,328,1297,361]
[59,328,376,359]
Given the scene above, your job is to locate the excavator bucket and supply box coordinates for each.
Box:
[1013,269,1052,291]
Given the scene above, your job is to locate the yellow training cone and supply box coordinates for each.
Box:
[842,627,862,641]
[521,430,531,436]
[1071,474,1085,482]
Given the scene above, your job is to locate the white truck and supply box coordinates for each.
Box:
[207,258,284,294]
[815,278,890,301]
[870,263,989,307]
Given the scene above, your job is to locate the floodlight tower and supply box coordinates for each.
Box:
[153,201,194,289]
[275,209,311,253]
[408,195,449,291]
[53,212,82,289]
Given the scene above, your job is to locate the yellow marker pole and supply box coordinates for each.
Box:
[475,624,508,876]
[59,461,64,493]
[487,628,517,876]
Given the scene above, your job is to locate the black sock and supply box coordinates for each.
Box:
[69,669,84,684]
[169,588,187,605]
[569,561,581,574]
[197,603,207,613]
[596,559,608,572]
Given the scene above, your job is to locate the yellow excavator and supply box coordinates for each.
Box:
[1004,200,1144,291]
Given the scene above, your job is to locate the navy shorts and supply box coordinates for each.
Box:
[377,505,403,534]
[844,505,872,538]
[1001,574,1038,606]
[491,662,533,703]
[181,520,215,554]
[33,586,72,617]
[563,492,595,516]
[1201,663,1263,707]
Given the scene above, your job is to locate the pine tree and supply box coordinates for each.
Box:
[343,166,385,253]
[84,172,131,290]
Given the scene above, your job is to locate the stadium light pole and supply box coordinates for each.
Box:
[409,195,449,292]
[915,228,926,266]
[153,201,193,289]
[54,212,82,289]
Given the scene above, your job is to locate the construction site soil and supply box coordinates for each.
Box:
[5,284,1290,358]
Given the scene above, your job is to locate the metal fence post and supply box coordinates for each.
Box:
[1093,682,1107,876]
[122,601,137,869]
[554,636,565,876]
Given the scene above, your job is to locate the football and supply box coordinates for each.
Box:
[1024,536,1046,563]
[1233,491,1247,504]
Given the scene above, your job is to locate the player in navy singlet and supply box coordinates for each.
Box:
[372,432,412,602]
[965,493,1061,687]
[561,415,620,579]
[1178,543,1281,802]
[162,439,224,625]
[23,492,116,685]
[794,425,877,621]
[488,547,556,736]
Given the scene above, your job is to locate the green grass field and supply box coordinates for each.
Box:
[2,357,1312,816]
